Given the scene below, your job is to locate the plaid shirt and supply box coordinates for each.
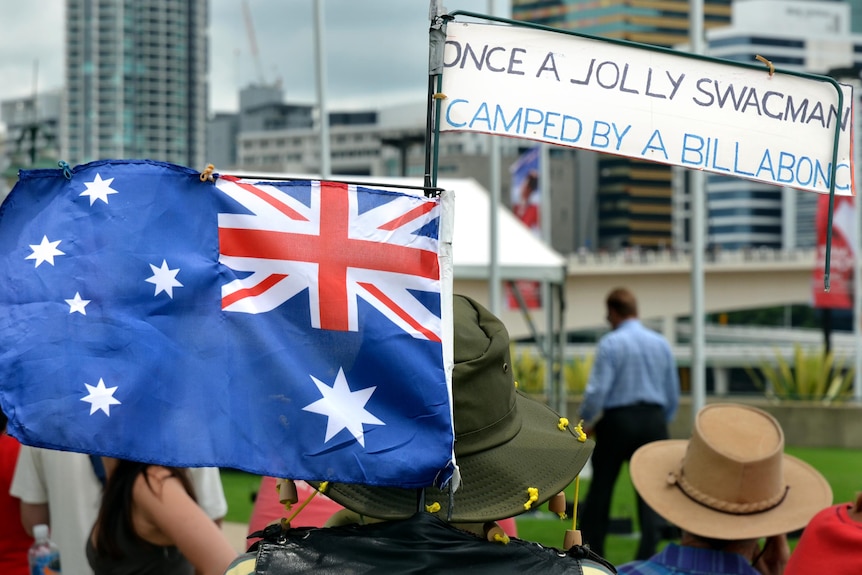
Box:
[617,544,761,575]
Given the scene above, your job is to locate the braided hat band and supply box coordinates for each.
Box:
[668,470,789,515]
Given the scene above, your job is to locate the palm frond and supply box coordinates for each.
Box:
[747,344,852,403]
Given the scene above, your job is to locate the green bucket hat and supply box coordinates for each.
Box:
[312,295,594,523]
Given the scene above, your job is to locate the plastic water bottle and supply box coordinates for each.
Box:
[28,524,61,575]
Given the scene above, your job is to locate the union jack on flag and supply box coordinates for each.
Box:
[0,160,456,488]
[216,175,443,342]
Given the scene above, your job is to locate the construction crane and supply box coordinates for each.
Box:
[242,0,266,85]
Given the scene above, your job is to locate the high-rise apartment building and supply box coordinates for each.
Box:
[512,0,733,249]
[64,0,208,168]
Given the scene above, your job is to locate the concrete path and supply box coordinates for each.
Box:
[223,522,251,553]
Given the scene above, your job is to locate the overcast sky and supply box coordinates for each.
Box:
[0,0,509,118]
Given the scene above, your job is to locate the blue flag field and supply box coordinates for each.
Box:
[0,159,455,488]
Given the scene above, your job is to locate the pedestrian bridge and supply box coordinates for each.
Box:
[455,247,824,340]
[454,247,860,402]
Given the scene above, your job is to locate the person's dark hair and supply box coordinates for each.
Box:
[94,460,196,558]
[525,171,538,193]
[685,530,768,562]
[606,287,638,318]
[690,532,734,551]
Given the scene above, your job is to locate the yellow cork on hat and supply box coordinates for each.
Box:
[275,478,298,508]
[524,487,539,510]
[483,522,510,544]
[549,492,567,519]
[574,420,587,442]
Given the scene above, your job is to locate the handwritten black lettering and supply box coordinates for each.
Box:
[536,51,560,80]
[508,48,526,75]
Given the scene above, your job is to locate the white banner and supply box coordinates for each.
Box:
[440,22,854,195]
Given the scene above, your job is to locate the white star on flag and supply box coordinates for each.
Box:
[81,378,122,416]
[65,292,91,315]
[25,236,65,268]
[145,259,183,298]
[80,173,119,205]
[303,367,385,447]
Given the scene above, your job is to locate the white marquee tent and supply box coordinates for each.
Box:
[436,177,566,284]
[434,177,569,415]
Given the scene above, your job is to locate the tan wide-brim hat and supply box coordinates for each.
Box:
[629,403,832,541]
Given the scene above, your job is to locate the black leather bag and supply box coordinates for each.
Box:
[247,512,616,574]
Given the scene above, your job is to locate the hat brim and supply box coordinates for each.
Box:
[313,393,594,523]
[629,440,833,540]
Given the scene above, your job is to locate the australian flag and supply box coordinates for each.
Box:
[0,160,455,489]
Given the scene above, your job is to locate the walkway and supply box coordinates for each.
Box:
[456,247,820,339]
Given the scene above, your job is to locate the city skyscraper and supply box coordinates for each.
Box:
[700,0,862,251]
[512,0,733,249]
[64,0,208,168]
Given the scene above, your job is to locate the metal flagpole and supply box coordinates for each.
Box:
[540,145,551,243]
[487,0,502,315]
[314,0,331,179]
[490,140,502,315]
[853,80,862,402]
[539,143,556,409]
[689,0,706,420]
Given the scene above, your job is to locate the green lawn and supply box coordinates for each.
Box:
[219,446,861,567]
[517,445,862,566]
[221,470,262,523]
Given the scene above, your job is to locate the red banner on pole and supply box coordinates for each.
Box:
[812,194,855,309]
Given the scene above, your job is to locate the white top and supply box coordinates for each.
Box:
[10,446,228,575]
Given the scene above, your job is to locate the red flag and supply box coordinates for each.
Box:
[812,194,855,309]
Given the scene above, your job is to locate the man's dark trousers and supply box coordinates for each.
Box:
[581,403,668,560]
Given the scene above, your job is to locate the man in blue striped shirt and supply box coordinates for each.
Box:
[578,287,680,561]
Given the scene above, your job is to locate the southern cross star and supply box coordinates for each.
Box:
[25,236,64,268]
[80,173,119,205]
[65,292,91,315]
[303,368,385,447]
[145,259,183,298]
[81,378,122,416]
